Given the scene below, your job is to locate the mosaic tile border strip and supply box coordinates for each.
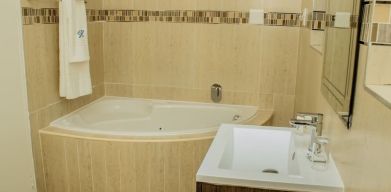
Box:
[22,7,303,27]
[103,10,249,24]
[22,8,58,25]
[22,7,353,30]
[307,11,327,30]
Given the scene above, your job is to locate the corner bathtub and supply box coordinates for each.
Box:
[39,97,273,192]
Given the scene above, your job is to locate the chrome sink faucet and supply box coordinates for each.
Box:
[290,113,325,157]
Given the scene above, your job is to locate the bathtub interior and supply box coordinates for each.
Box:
[51,97,258,136]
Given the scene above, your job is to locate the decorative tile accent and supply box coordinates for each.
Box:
[306,11,327,30]
[21,7,303,26]
[22,7,58,25]
[86,9,106,22]
[264,12,302,27]
[360,2,391,45]
[21,7,357,30]
[103,10,249,24]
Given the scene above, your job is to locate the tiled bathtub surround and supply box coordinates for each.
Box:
[22,5,104,192]
[20,0,361,191]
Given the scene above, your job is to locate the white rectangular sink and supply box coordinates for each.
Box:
[197,124,344,192]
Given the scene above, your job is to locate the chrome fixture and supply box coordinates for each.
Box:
[290,113,325,160]
[211,83,222,103]
[232,114,240,121]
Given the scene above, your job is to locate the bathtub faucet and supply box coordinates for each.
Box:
[211,83,222,103]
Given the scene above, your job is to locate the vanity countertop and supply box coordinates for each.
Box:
[196,124,344,192]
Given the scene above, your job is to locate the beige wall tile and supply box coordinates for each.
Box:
[150,143,165,192]
[23,23,104,112]
[365,45,391,85]
[40,135,212,192]
[119,142,137,192]
[236,0,264,11]
[168,0,197,10]
[262,26,300,96]
[296,26,391,191]
[64,139,81,192]
[164,142,180,192]
[105,83,133,98]
[90,140,107,192]
[23,24,61,112]
[258,94,274,110]
[89,23,104,87]
[41,134,68,192]
[373,4,391,23]
[105,142,121,192]
[21,0,58,8]
[103,23,133,85]
[272,94,295,126]
[29,85,103,192]
[179,142,196,192]
[135,143,151,192]
[103,0,133,9]
[77,140,94,192]
[133,0,158,10]
[263,0,302,12]
[196,0,222,10]
[100,3,300,126]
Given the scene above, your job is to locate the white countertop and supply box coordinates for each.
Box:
[196,124,344,192]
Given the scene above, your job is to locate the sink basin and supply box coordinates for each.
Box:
[218,128,300,176]
[196,124,344,192]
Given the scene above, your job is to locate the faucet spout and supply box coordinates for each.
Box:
[290,113,324,155]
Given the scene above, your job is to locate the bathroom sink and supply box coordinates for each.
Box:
[196,124,344,192]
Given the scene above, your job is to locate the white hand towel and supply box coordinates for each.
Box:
[59,0,92,99]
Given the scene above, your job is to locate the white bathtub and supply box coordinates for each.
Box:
[51,97,259,137]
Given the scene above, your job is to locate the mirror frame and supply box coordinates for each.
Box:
[321,0,364,128]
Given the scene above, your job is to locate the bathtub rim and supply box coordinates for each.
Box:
[41,108,273,142]
[44,96,273,142]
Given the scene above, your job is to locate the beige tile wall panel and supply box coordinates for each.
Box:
[24,1,303,190]
[263,0,302,12]
[89,23,104,86]
[296,24,391,192]
[23,23,104,112]
[23,24,60,112]
[103,23,298,126]
[22,0,102,8]
[29,85,104,192]
[365,45,391,85]
[21,0,58,8]
[22,0,104,190]
[40,132,213,192]
[262,26,299,96]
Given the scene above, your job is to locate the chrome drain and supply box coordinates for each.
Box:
[262,169,279,174]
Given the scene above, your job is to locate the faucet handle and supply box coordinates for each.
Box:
[295,112,323,124]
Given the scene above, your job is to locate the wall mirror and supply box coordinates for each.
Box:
[321,0,362,128]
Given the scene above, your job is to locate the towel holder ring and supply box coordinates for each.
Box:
[57,0,87,3]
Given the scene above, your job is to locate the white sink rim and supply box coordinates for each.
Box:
[196,124,344,192]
